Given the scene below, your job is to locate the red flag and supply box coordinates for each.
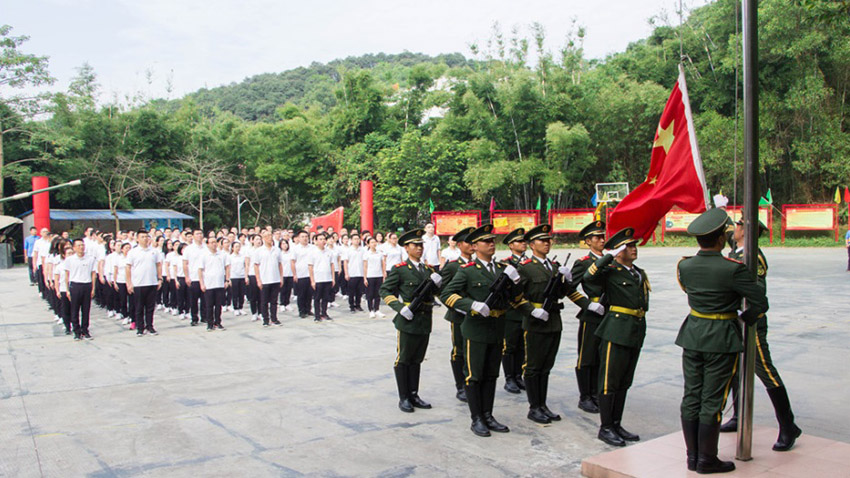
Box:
[310,207,344,233]
[844,187,850,204]
[489,197,496,222]
[608,64,709,244]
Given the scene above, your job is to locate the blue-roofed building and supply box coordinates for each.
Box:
[18,209,194,237]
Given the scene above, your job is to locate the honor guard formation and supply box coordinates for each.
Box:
[25,213,799,474]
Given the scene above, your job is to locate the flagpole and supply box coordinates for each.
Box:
[737,0,758,462]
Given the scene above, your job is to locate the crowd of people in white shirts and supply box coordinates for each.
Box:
[26,222,458,340]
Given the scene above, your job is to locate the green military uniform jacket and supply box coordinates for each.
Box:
[675,250,768,353]
[728,247,767,287]
[515,256,569,333]
[569,252,605,324]
[501,254,525,324]
[380,260,437,335]
[440,257,469,324]
[441,258,514,344]
[584,253,650,349]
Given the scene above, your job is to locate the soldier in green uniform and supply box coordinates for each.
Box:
[380,229,442,413]
[441,224,521,437]
[676,208,769,473]
[440,226,476,402]
[567,221,608,414]
[583,228,648,447]
[515,224,573,424]
[500,227,527,394]
[720,218,801,452]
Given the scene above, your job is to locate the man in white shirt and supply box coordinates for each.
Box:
[344,234,365,312]
[254,230,284,326]
[422,223,442,271]
[291,230,314,318]
[308,233,335,322]
[199,237,230,331]
[65,238,97,340]
[126,229,163,336]
[32,228,52,299]
[183,229,207,326]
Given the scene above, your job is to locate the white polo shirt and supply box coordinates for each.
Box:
[184,242,205,282]
[422,234,441,266]
[65,254,96,284]
[281,250,294,278]
[363,250,384,278]
[229,251,246,279]
[201,249,230,289]
[292,243,313,278]
[127,245,162,287]
[308,247,334,283]
[253,244,283,284]
[36,238,51,266]
[382,244,407,271]
[346,246,364,277]
[54,259,68,293]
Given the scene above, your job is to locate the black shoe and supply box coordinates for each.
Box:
[323,316,333,321]
[515,375,526,390]
[598,426,626,446]
[314,318,322,322]
[578,396,600,413]
[190,321,198,326]
[682,418,699,472]
[216,325,225,331]
[410,393,431,409]
[470,417,491,437]
[527,407,551,424]
[147,327,158,335]
[74,333,82,341]
[697,422,735,474]
[614,423,639,441]
[83,331,92,339]
[398,398,414,413]
[456,388,467,402]
[272,320,282,326]
[541,405,561,421]
[504,377,521,394]
[136,330,144,336]
[355,307,364,312]
[300,313,309,318]
[719,416,737,433]
[65,329,71,335]
[483,413,510,433]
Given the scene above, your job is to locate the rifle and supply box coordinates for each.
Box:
[407,276,437,314]
[484,270,513,310]
[542,253,570,313]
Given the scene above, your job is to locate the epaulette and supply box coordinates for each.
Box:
[724,257,743,264]
[521,258,532,265]
[580,255,591,261]
[394,262,407,268]
[461,262,476,268]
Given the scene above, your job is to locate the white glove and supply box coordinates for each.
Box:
[587,302,605,315]
[531,308,550,321]
[503,264,520,284]
[400,306,414,321]
[471,301,491,317]
[713,193,729,208]
[558,265,573,282]
[430,272,442,287]
[607,244,627,257]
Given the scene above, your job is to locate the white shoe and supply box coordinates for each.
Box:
[369,311,375,318]
[252,314,259,321]
[108,311,114,318]
[278,305,284,312]
[377,311,386,318]
[122,318,130,325]
[170,309,177,316]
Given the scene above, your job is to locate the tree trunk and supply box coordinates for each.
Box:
[199,184,204,230]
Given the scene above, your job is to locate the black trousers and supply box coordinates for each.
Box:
[204,287,225,327]
[230,278,246,310]
[134,285,157,331]
[69,282,92,335]
[223,284,231,307]
[347,276,364,310]
[59,291,71,332]
[279,276,293,306]
[28,261,37,284]
[117,283,135,320]
[313,281,332,319]
[295,277,313,315]
[189,280,205,323]
[260,283,280,324]
[365,276,383,312]
[247,276,260,314]
[174,279,188,313]
[37,266,45,297]
[338,271,348,296]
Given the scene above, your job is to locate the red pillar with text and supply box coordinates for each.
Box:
[32,176,50,232]
[360,180,374,234]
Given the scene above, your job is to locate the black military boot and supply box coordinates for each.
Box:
[697,422,735,474]
[483,379,510,432]
[450,360,467,402]
[613,390,639,441]
[502,354,521,394]
[590,366,600,409]
[465,383,490,437]
[539,373,561,421]
[597,393,625,446]
[514,353,526,390]
[394,365,414,413]
[682,418,700,471]
[576,368,599,413]
[525,375,550,424]
[720,380,738,433]
[767,386,802,451]
[407,363,431,409]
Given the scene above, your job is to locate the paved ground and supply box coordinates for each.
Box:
[1,247,848,478]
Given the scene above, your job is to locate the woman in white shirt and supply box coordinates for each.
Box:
[246,234,262,320]
[219,238,232,312]
[344,234,365,312]
[53,242,74,335]
[441,237,461,266]
[173,243,189,319]
[229,241,247,316]
[382,232,407,271]
[278,240,294,311]
[113,242,135,326]
[362,237,387,318]
[104,239,119,318]
[163,240,179,315]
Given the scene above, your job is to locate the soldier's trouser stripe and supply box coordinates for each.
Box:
[451,323,457,361]
[522,331,529,374]
[719,356,739,423]
[577,322,587,369]
[394,331,400,367]
[755,333,780,388]
[603,342,612,395]
[465,340,473,384]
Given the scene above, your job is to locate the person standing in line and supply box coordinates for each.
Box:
[24,226,39,286]
[65,238,97,340]
[33,228,52,299]
[53,243,74,335]
[291,230,314,318]
[255,230,284,327]
[336,234,350,300]
[422,223,441,272]
[199,236,230,331]
[500,227,528,395]
[278,240,294,312]
[326,237,340,308]
[114,242,134,326]
[163,240,178,316]
[218,238,232,312]
[172,243,189,319]
[159,238,173,313]
[46,237,62,322]
[345,234,365,312]
[103,239,118,319]
[438,226,475,402]
[229,241,247,316]
[363,237,387,318]
[308,233,336,322]
[183,229,207,326]
[126,229,163,337]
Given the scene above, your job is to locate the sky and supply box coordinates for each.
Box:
[4,0,704,104]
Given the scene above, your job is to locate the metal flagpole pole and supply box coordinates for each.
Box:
[737,0,758,462]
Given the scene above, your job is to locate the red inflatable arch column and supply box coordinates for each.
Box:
[32,176,50,232]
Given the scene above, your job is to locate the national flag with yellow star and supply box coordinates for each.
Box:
[607,64,709,244]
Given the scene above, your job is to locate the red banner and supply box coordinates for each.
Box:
[781,204,838,242]
[431,210,480,236]
[491,210,538,235]
[549,209,595,234]
[310,207,344,233]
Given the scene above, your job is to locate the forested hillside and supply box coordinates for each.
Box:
[2,0,848,230]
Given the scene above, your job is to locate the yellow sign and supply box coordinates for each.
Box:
[551,211,595,233]
[492,212,537,234]
[727,208,769,226]
[433,213,479,236]
[785,207,834,230]
[664,210,702,231]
